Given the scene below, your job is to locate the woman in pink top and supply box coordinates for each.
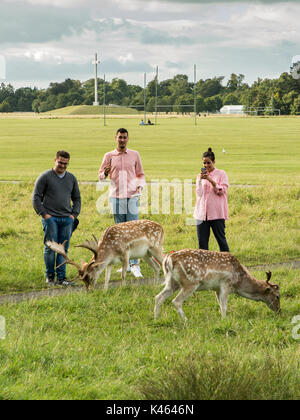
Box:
[193,147,230,252]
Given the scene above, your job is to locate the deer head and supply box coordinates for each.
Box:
[263,271,280,313]
[46,238,101,290]
[75,236,105,289]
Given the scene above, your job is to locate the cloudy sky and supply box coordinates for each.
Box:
[1,0,300,88]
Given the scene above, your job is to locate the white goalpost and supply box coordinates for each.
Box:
[93,54,198,126]
[244,107,281,116]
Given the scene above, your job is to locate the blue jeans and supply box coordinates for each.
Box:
[109,197,139,265]
[42,216,74,279]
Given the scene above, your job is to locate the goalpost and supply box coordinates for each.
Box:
[244,107,281,116]
[92,55,282,125]
[97,59,198,126]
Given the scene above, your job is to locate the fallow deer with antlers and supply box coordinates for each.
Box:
[154,249,280,321]
[47,219,164,290]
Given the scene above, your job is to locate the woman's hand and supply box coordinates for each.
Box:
[201,172,216,187]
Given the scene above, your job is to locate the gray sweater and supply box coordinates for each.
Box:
[32,169,81,218]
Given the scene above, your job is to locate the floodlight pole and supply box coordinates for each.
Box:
[155,66,158,125]
[92,53,100,106]
[103,74,106,126]
[194,64,197,126]
[144,72,147,123]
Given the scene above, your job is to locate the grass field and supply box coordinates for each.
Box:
[0,116,299,184]
[0,116,299,400]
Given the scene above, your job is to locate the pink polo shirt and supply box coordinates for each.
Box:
[99,148,146,198]
[193,168,229,221]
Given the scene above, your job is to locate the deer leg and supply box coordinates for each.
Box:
[121,253,129,286]
[172,285,198,322]
[216,286,229,319]
[154,274,178,319]
[103,265,112,290]
[149,246,164,265]
[144,253,161,284]
[121,264,127,286]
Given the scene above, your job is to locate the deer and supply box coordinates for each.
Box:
[154,249,280,321]
[46,219,164,290]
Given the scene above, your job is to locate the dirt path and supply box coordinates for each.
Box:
[0,260,298,305]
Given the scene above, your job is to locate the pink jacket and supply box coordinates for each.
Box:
[193,168,229,221]
[99,148,146,198]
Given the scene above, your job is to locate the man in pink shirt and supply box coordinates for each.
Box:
[99,128,146,278]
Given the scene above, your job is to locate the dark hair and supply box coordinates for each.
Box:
[56,150,70,160]
[116,128,128,136]
[202,147,215,162]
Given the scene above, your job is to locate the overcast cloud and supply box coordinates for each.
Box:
[1,0,299,88]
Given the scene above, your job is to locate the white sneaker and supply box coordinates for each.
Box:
[116,267,131,273]
[130,265,143,278]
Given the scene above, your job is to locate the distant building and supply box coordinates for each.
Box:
[220,105,245,115]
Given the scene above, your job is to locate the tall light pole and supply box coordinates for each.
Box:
[103,74,106,126]
[144,72,147,123]
[194,64,197,126]
[92,53,100,106]
[155,66,158,125]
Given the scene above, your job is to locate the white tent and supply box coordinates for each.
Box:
[220,105,244,115]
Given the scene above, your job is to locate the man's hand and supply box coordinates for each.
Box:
[43,214,52,220]
[104,164,112,177]
[69,215,75,220]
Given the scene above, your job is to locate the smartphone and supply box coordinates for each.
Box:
[201,167,207,174]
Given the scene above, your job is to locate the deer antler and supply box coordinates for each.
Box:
[266,271,272,284]
[75,235,99,258]
[46,240,82,270]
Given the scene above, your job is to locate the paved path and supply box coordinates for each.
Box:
[0,180,260,188]
[0,260,298,305]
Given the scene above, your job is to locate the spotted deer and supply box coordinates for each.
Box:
[154,249,280,321]
[47,219,164,290]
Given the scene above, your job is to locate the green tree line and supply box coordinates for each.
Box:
[1,71,300,114]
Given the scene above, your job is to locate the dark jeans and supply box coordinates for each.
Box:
[42,216,74,279]
[196,219,230,252]
[109,197,139,265]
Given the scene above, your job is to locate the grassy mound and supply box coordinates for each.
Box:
[45,105,141,115]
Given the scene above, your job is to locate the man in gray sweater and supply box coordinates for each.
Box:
[33,150,81,286]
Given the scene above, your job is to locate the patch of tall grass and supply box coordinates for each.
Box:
[139,351,300,400]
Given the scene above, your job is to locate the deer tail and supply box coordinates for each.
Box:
[162,253,174,278]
